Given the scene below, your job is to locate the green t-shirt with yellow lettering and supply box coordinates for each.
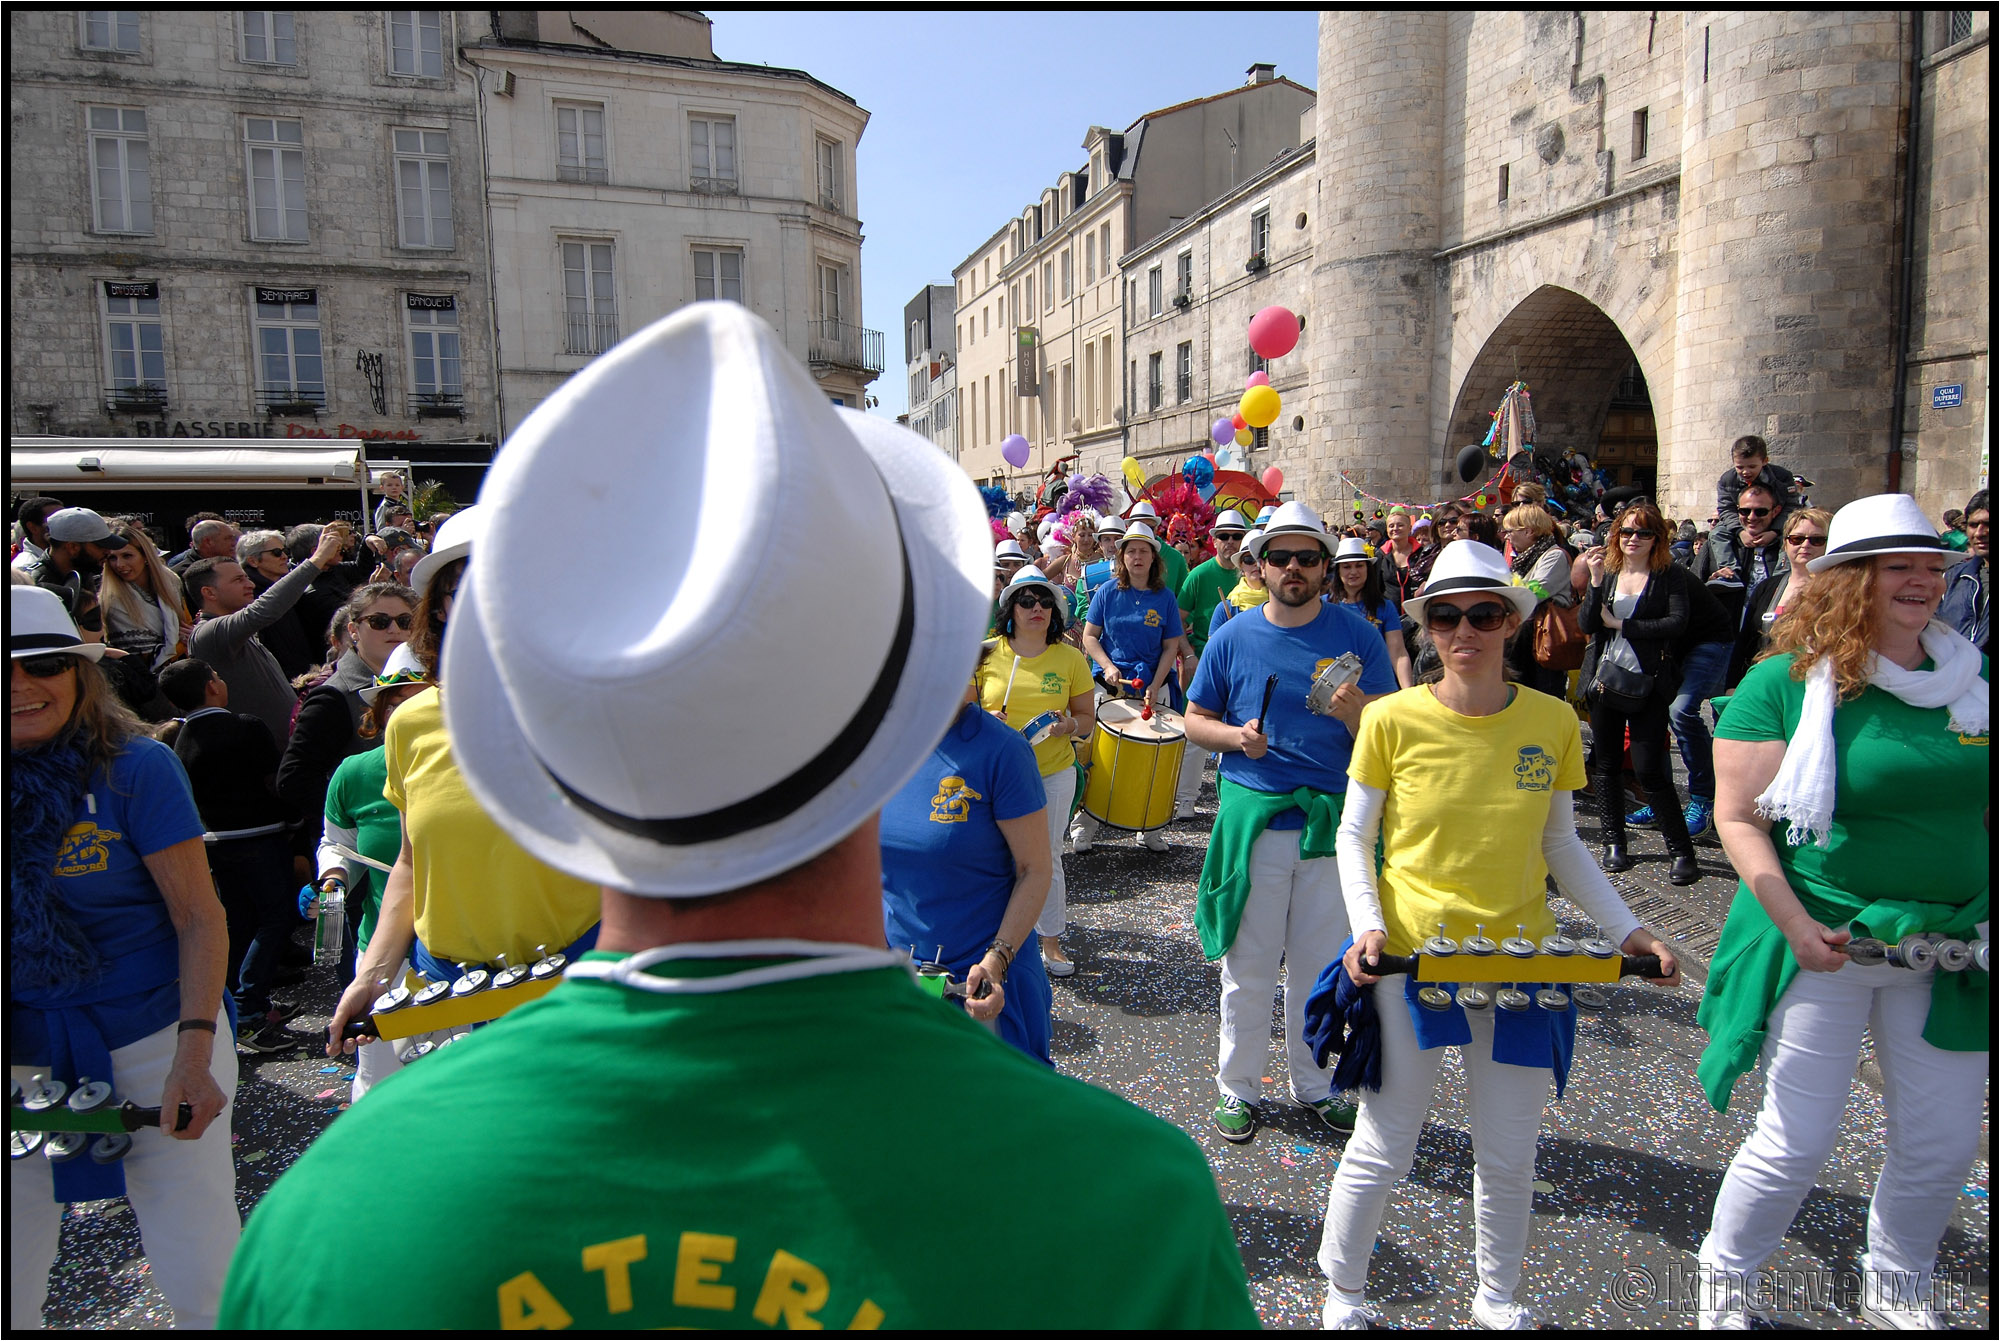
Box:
[220,953,1258,1331]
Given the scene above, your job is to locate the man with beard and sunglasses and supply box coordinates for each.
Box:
[1183,502,1399,1145]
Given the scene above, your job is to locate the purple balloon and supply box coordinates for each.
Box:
[1211,418,1234,446]
[1000,434,1031,468]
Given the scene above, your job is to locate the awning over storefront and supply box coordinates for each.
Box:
[8,438,391,490]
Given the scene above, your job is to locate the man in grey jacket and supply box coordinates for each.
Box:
[185,523,349,746]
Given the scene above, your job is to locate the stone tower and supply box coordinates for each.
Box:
[1670,11,1909,512]
[1308,11,1450,513]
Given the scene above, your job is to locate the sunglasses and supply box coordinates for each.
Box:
[1011,593,1056,611]
[16,653,79,679]
[1424,601,1510,632]
[1739,507,1775,519]
[1262,548,1327,569]
[1618,528,1653,539]
[1785,533,1827,548]
[357,612,415,631]
[250,548,287,561]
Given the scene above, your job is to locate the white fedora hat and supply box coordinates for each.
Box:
[1116,521,1162,553]
[997,564,1064,609]
[1404,540,1537,623]
[1806,493,1945,574]
[10,585,107,661]
[1095,512,1127,537]
[1255,504,1280,525]
[1230,529,1263,568]
[1211,509,1250,535]
[1333,536,1372,564]
[1126,499,1160,522]
[994,538,1029,565]
[358,642,429,706]
[440,302,991,897]
[1243,500,1331,564]
[410,505,486,594]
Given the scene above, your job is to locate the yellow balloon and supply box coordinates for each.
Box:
[1239,385,1281,429]
[1233,428,1253,447]
[1121,455,1146,491]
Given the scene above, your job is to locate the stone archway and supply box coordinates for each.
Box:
[1443,284,1659,499]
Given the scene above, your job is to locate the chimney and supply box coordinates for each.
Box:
[1247,62,1275,85]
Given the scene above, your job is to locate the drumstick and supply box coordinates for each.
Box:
[1255,673,1278,732]
[999,655,1021,719]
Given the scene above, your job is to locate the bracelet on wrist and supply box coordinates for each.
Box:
[177,1017,217,1035]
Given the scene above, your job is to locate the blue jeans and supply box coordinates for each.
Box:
[1669,640,1733,802]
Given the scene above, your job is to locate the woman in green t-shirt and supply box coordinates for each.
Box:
[1698,495,1989,1331]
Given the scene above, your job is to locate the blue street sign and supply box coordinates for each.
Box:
[1932,384,1964,410]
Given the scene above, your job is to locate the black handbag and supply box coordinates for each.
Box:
[1589,633,1655,713]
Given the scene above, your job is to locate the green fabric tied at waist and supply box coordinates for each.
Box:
[1196,776,1345,961]
[1696,882,1990,1113]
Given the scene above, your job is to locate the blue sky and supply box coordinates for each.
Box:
[706,10,1320,420]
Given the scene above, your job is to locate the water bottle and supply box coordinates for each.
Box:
[313,878,346,967]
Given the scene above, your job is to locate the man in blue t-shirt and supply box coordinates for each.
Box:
[879,700,1053,1062]
[1183,503,1397,1144]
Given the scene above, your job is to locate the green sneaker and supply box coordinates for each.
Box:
[1302,1095,1356,1134]
[1214,1094,1258,1143]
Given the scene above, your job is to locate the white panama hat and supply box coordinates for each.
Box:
[1242,500,1332,564]
[1230,529,1263,569]
[10,585,107,661]
[1117,521,1162,553]
[1805,493,1946,574]
[358,641,430,706]
[440,302,992,897]
[1095,512,1127,537]
[996,564,1064,609]
[994,538,1029,565]
[1211,509,1250,535]
[1333,536,1373,564]
[1126,500,1160,522]
[1403,540,1538,623]
[410,505,487,594]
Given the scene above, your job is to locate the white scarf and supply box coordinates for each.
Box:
[1757,621,1989,849]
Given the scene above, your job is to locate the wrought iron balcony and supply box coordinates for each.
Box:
[808,320,885,377]
[105,384,168,414]
[408,391,465,419]
[257,384,326,415]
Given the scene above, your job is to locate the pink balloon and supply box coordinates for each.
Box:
[1248,306,1300,360]
[1262,467,1285,495]
[1245,371,1271,389]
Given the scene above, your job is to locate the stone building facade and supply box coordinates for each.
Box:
[8,10,497,449]
[951,66,1314,486]
[903,283,958,459]
[1305,10,1987,524]
[466,11,879,434]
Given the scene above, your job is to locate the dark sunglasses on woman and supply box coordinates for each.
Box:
[1011,592,1056,611]
[1423,601,1509,632]
[358,612,415,631]
[16,654,78,679]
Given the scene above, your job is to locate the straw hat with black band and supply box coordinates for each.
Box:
[1804,493,1948,573]
[1402,541,1539,625]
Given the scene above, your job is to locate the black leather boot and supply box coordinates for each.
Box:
[1595,772,1634,872]
[1651,777,1703,885]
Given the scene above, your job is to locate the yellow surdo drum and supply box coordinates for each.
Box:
[1082,698,1187,831]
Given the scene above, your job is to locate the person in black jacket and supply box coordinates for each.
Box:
[158,658,299,1053]
[277,582,416,843]
[1578,501,1702,886]
[1728,508,1832,687]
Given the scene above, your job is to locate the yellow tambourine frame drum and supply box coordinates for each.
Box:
[1081,698,1187,831]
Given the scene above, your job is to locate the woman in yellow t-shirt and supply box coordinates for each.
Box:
[1317,541,1678,1331]
[326,507,600,1056]
[979,566,1096,979]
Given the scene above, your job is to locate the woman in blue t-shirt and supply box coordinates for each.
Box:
[10,585,238,1329]
[1329,537,1415,689]
[1077,523,1192,854]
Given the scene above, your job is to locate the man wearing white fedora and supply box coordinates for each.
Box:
[1184,501,1401,1144]
[221,303,1259,1331]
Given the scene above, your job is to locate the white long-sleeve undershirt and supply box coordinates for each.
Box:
[1335,782,1644,949]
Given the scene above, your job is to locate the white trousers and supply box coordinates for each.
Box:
[1174,739,1206,815]
[349,957,413,1102]
[10,1011,240,1330]
[1317,989,1551,1305]
[1697,960,1987,1312]
[1035,766,1078,938]
[1215,827,1349,1103]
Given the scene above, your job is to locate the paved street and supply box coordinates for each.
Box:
[35,759,1992,1331]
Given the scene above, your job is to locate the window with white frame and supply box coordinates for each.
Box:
[560,240,617,355]
[555,102,607,183]
[1041,261,1053,312]
[1147,266,1162,317]
[244,117,307,241]
[1084,233,1095,285]
[88,106,152,234]
[392,129,451,248]
[1100,336,1115,422]
[1025,272,1035,316]
[103,282,165,401]
[816,136,841,211]
[1084,342,1098,426]
[79,10,141,52]
[1250,207,1271,259]
[1060,249,1072,300]
[692,246,743,303]
[689,115,737,192]
[253,287,324,406]
[1176,250,1193,298]
[387,10,442,77]
[1176,341,1193,403]
[818,261,846,325]
[405,294,461,407]
[240,11,295,64]
[1099,222,1112,275]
